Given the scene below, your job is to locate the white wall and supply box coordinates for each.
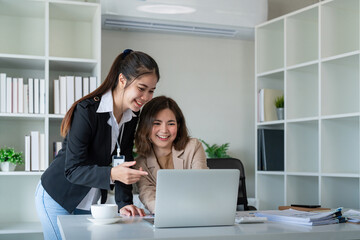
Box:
[102,30,255,197]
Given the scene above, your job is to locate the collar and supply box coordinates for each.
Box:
[147,146,185,169]
[96,90,136,123]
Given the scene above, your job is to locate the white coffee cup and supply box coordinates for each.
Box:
[91,204,118,219]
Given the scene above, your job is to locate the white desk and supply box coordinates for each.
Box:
[58,214,360,240]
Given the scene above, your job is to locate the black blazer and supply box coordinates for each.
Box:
[41,96,139,213]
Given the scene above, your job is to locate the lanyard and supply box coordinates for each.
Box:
[111,112,125,157]
[116,124,124,157]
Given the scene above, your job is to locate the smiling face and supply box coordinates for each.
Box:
[150,108,178,152]
[120,73,158,112]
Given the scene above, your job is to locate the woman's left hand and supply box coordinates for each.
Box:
[120,204,146,217]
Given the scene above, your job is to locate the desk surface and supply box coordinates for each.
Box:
[58,214,360,240]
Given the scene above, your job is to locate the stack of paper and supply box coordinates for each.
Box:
[254,208,343,226]
[343,209,360,223]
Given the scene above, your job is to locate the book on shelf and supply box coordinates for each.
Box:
[54,79,60,114]
[75,76,82,101]
[89,76,97,93]
[39,133,45,171]
[34,78,39,114]
[6,77,12,113]
[258,88,283,122]
[40,79,45,114]
[66,76,75,111]
[83,77,89,97]
[28,78,34,114]
[25,135,31,171]
[59,76,67,115]
[254,208,343,226]
[258,128,284,171]
[18,78,23,113]
[0,73,6,112]
[23,84,29,114]
[12,78,18,113]
[26,131,47,171]
[30,131,40,171]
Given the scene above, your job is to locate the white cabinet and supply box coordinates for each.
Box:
[0,0,101,237]
[255,0,360,210]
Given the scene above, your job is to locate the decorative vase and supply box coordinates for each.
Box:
[0,162,16,172]
[276,108,284,120]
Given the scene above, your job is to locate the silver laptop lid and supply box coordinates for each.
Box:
[154,169,240,228]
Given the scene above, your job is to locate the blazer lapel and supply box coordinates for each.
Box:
[146,149,161,181]
[172,146,184,169]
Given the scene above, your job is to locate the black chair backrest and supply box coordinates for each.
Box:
[207,158,249,210]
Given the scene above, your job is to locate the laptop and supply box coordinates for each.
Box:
[146,169,240,228]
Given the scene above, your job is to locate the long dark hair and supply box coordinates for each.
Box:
[60,50,160,137]
[135,96,189,156]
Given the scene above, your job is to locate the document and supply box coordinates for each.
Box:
[343,209,360,223]
[254,208,342,226]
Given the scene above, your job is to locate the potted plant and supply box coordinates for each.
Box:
[0,147,24,171]
[200,140,231,158]
[274,95,284,120]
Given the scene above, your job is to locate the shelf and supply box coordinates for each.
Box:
[257,174,284,210]
[256,19,284,74]
[321,176,359,209]
[257,121,284,126]
[49,1,101,59]
[0,0,101,235]
[286,175,319,205]
[0,113,46,120]
[286,6,318,67]
[0,171,42,176]
[321,54,359,116]
[286,121,318,173]
[49,57,98,72]
[257,71,284,97]
[321,117,359,174]
[0,0,45,56]
[286,63,318,119]
[321,0,359,58]
[0,175,41,223]
[256,0,360,210]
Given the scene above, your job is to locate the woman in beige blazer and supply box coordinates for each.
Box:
[134,96,208,213]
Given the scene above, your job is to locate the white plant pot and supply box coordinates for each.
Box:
[0,162,16,171]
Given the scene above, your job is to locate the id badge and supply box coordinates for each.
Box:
[112,155,125,167]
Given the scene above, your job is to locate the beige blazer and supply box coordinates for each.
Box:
[135,138,208,213]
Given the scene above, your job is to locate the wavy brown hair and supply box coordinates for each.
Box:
[60,50,160,137]
[135,96,190,156]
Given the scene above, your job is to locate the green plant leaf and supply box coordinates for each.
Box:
[0,147,24,165]
[200,140,231,158]
[274,95,284,108]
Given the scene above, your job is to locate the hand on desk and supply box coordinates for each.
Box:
[120,204,146,217]
[111,161,148,184]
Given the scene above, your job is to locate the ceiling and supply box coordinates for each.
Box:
[101,0,268,39]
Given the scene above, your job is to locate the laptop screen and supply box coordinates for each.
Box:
[153,169,240,228]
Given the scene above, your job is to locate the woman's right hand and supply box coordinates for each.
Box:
[110,161,148,184]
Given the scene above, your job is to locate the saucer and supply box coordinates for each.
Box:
[87,217,121,225]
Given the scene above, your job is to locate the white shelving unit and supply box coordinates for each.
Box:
[255,0,360,210]
[0,0,101,237]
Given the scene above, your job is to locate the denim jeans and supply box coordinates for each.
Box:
[35,181,91,240]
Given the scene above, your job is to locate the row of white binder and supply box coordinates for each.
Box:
[0,73,98,115]
[54,76,97,115]
[0,73,45,114]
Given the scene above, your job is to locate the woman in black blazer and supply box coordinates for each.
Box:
[35,50,160,240]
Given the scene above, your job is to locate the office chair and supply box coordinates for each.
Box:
[207,158,256,211]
